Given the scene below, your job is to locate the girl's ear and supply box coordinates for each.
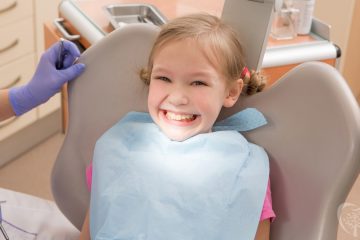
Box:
[223,78,243,108]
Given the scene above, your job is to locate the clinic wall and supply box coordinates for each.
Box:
[342,0,360,101]
[314,0,360,100]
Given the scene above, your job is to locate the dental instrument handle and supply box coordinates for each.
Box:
[56,38,65,69]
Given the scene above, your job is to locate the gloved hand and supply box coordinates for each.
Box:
[9,40,85,116]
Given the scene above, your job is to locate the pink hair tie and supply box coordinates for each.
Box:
[241,67,250,79]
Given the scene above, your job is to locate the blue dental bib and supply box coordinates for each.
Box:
[90,109,269,240]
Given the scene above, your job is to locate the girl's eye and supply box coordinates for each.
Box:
[155,76,171,82]
[192,81,207,86]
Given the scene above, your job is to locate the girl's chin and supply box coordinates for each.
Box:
[159,125,198,141]
[165,131,194,142]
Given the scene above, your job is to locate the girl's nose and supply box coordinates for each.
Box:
[168,88,189,106]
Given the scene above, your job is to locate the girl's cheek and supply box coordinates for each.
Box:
[148,82,167,105]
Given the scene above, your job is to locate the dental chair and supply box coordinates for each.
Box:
[53,24,360,239]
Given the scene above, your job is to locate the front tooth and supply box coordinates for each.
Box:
[166,112,193,120]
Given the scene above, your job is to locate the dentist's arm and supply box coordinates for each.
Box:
[0,89,14,121]
[0,40,85,121]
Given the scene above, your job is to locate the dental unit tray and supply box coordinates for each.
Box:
[104,4,167,29]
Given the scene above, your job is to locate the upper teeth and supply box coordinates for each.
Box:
[166,112,195,121]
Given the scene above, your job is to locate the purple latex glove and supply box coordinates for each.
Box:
[9,40,85,116]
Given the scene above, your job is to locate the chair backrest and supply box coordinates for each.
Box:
[53,24,360,239]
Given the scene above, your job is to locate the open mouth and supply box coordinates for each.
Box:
[163,110,197,122]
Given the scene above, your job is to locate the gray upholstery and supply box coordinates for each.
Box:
[52,24,360,239]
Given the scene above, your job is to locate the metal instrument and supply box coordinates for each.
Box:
[0,202,9,240]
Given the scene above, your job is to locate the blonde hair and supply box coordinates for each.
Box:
[140,13,266,95]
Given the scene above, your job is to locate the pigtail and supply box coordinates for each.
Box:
[139,67,151,85]
[241,70,266,96]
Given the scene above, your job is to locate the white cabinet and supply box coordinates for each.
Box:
[0,0,61,166]
[0,0,37,144]
[0,54,37,141]
[0,18,35,65]
[0,0,33,26]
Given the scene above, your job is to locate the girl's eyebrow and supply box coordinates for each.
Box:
[190,71,214,77]
[151,66,169,73]
[153,66,213,76]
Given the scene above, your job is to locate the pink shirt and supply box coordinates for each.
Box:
[86,163,275,221]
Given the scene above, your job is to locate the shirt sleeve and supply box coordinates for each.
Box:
[259,179,276,222]
[85,162,276,221]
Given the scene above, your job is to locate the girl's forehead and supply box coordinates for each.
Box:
[154,38,222,66]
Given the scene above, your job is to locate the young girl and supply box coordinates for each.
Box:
[80,13,274,240]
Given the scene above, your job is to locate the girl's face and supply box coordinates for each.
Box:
[148,39,242,141]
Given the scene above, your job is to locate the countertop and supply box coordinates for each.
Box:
[66,0,318,47]
[72,0,224,34]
